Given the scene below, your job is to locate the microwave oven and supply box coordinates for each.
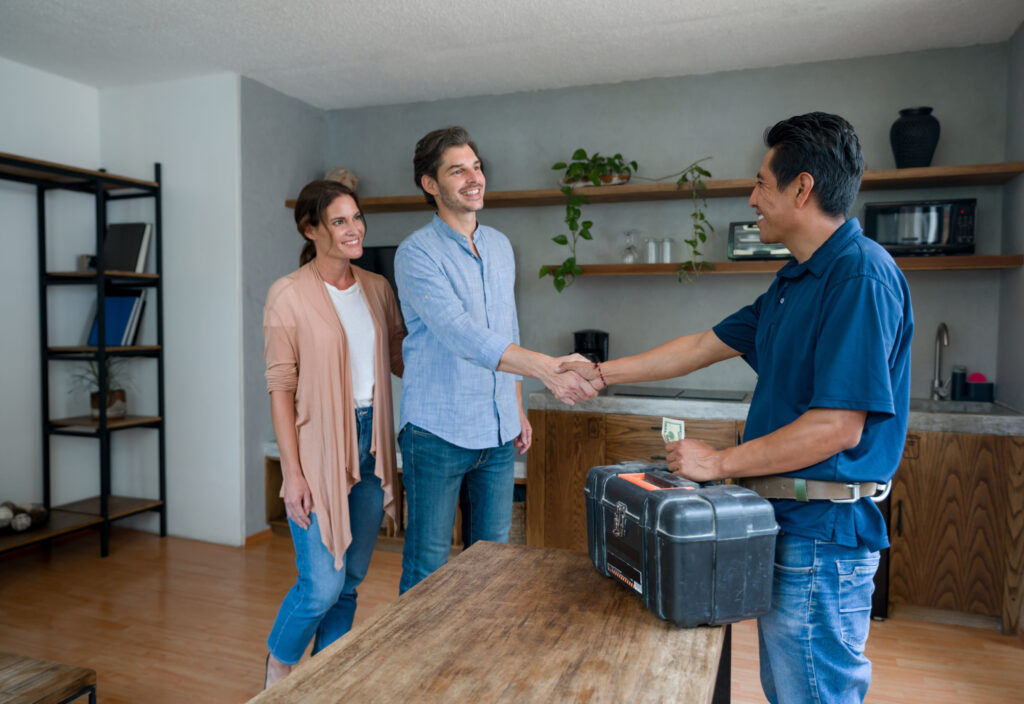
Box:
[727,222,791,260]
[863,199,975,256]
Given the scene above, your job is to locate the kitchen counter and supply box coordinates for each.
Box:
[529,389,1024,437]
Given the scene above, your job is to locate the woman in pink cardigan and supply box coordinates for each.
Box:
[263,180,405,687]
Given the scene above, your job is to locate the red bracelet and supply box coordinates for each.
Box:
[594,362,607,387]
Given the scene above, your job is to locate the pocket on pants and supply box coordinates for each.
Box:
[837,556,879,651]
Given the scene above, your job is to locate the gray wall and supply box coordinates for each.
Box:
[240,77,326,536]
[323,44,1013,404]
[998,23,1024,413]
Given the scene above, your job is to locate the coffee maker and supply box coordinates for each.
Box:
[573,329,609,363]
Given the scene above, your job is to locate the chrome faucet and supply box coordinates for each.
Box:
[932,322,949,400]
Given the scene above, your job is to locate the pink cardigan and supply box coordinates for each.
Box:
[264,261,405,568]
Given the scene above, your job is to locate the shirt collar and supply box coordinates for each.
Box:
[432,213,482,245]
[777,217,862,280]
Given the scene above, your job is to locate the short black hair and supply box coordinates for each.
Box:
[764,112,864,218]
[413,126,481,207]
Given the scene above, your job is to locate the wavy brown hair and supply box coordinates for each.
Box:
[293,180,365,266]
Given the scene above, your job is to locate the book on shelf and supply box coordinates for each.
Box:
[85,290,146,347]
[103,222,152,273]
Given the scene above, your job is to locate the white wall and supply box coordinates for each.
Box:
[0,57,101,504]
[100,74,245,545]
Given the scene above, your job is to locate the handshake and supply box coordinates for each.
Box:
[539,354,609,406]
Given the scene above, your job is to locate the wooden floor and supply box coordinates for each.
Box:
[1,529,1022,703]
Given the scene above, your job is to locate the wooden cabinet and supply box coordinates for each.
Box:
[526,410,739,551]
[888,430,1024,634]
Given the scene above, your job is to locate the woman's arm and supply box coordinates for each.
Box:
[270,389,311,529]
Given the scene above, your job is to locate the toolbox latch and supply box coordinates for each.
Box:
[612,501,628,537]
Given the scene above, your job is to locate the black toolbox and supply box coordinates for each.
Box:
[585,462,779,627]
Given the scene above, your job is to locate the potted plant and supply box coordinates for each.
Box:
[553,149,639,187]
[70,358,132,419]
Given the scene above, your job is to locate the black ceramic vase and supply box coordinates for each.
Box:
[889,107,940,168]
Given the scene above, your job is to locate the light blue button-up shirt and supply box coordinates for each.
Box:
[395,214,521,449]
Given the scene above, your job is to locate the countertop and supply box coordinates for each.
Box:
[529,389,1024,437]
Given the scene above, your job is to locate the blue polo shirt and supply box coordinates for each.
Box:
[713,218,913,551]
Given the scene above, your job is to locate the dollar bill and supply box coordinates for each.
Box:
[662,417,686,443]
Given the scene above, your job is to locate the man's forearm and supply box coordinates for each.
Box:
[601,330,739,385]
[718,408,867,479]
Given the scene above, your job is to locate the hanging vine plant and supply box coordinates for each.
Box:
[671,157,715,281]
[540,150,716,292]
[541,149,637,292]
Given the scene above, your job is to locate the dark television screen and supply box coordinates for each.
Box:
[353,245,398,295]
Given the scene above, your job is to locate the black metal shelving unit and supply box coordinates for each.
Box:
[0,152,166,556]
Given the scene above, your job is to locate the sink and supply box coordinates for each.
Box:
[909,398,999,414]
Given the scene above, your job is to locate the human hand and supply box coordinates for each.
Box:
[282,470,312,529]
[514,410,533,455]
[556,356,606,391]
[540,355,597,405]
[666,439,724,482]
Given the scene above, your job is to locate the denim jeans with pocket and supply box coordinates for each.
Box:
[758,531,879,703]
[398,423,514,594]
[266,406,383,664]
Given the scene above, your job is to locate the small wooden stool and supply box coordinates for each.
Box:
[0,652,96,704]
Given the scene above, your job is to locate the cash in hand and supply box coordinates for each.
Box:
[662,417,686,443]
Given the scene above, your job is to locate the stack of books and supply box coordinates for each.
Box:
[86,290,147,347]
[102,222,152,273]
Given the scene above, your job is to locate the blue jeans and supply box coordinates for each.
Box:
[398,424,514,594]
[266,407,383,664]
[758,532,879,704]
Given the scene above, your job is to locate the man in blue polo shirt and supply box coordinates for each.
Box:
[395,126,597,595]
[563,112,913,703]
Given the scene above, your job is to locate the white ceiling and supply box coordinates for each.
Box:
[1,0,1022,111]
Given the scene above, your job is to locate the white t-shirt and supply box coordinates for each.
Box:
[324,281,376,407]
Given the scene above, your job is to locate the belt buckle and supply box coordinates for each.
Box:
[829,481,892,503]
[830,483,861,503]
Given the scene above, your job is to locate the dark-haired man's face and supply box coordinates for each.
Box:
[424,144,485,217]
[749,148,800,245]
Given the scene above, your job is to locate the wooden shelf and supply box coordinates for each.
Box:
[47,270,159,281]
[550,255,1024,277]
[0,509,103,554]
[57,495,164,521]
[0,151,158,191]
[48,345,160,359]
[49,414,163,430]
[286,162,1024,214]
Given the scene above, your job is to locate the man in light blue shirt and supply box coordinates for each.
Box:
[395,126,595,593]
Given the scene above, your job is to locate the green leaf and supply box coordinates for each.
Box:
[572,149,587,160]
[560,185,572,196]
[554,277,566,292]
[552,235,569,245]
[570,263,584,276]
[579,229,593,240]
[538,265,550,278]
[581,221,593,229]
[552,162,567,170]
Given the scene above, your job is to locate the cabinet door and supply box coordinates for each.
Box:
[538,411,606,551]
[889,431,1007,618]
[605,413,737,464]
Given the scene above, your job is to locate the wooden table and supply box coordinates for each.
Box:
[0,652,96,703]
[250,541,727,703]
